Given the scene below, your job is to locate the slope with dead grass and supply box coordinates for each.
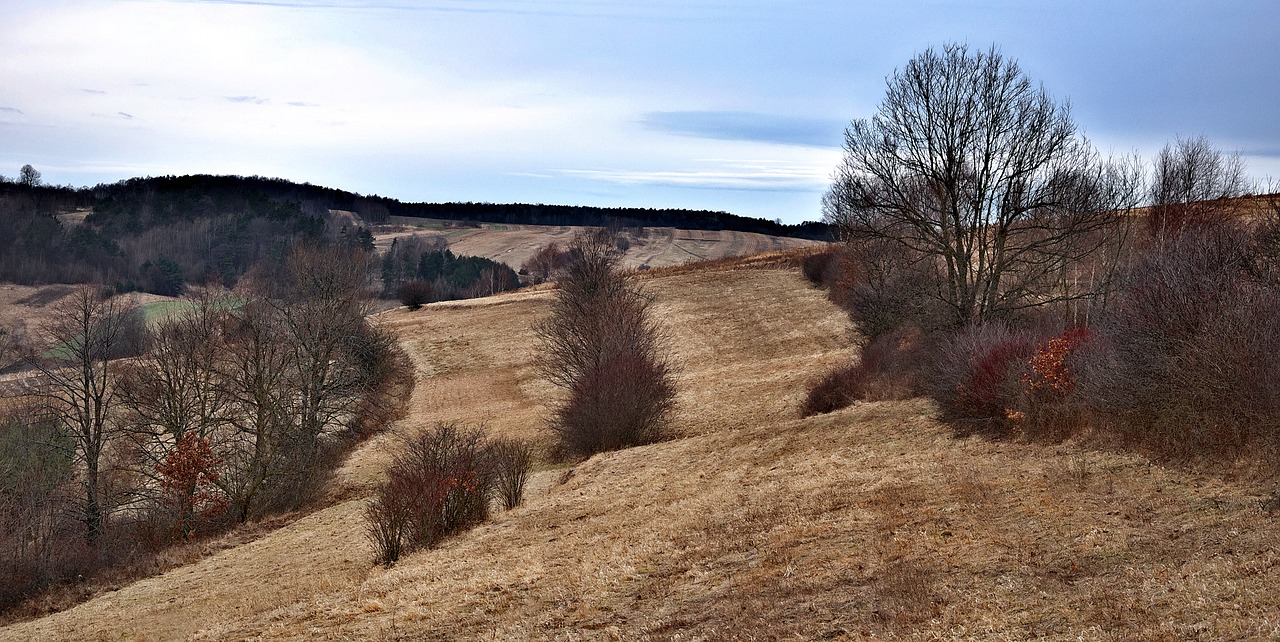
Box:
[373,219,821,271]
[5,252,1280,641]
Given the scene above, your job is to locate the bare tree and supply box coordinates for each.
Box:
[536,230,676,457]
[824,43,1141,327]
[520,242,569,284]
[26,286,130,544]
[220,297,295,522]
[118,288,234,534]
[222,245,374,520]
[18,164,41,188]
[1147,135,1252,240]
[274,246,372,462]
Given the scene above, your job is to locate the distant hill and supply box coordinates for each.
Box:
[58,174,832,240]
[0,174,830,294]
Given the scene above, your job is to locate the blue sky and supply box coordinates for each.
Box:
[1,0,1276,224]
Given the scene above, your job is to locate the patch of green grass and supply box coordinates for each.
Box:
[138,300,195,325]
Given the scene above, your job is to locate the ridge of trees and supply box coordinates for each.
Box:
[0,172,829,295]
[0,245,412,617]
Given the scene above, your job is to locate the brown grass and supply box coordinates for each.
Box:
[5,253,1280,641]
[372,221,821,273]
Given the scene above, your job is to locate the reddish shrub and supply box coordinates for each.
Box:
[155,433,228,539]
[537,230,677,459]
[551,352,675,457]
[802,363,868,416]
[933,324,1040,435]
[1012,327,1096,441]
[1023,327,1094,401]
[365,423,493,566]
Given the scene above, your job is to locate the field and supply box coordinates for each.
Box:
[374,217,820,270]
[4,252,1280,640]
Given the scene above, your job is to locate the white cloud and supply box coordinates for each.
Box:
[558,158,836,192]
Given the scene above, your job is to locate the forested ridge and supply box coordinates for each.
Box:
[0,173,828,294]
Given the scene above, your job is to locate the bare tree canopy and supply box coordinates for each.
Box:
[824,43,1140,326]
[18,164,41,188]
[1147,135,1252,239]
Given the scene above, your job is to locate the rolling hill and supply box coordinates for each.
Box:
[3,251,1280,640]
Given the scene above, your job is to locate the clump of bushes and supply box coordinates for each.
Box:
[804,138,1280,469]
[365,423,534,566]
[536,230,676,459]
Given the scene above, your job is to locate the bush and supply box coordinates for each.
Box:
[932,323,1041,436]
[488,437,533,510]
[799,246,840,285]
[537,230,676,459]
[365,423,492,566]
[398,280,431,310]
[801,329,928,416]
[551,353,675,456]
[1012,327,1094,441]
[1078,222,1280,459]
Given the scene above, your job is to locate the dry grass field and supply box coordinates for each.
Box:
[373,218,820,271]
[5,252,1280,640]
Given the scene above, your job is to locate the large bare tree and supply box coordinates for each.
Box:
[27,286,131,544]
[824,43,1140,327]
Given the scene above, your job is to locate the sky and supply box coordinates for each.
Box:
[1,0,1277,224]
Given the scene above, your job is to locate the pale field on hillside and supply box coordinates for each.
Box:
[373,218,819,271]
[4,253,1280,640]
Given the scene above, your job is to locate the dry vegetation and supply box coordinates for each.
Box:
[372,218,819,272]
[5,252,1280,640]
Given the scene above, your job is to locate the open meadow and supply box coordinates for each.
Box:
[3,251,1280,641]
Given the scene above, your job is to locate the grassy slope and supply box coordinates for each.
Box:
[5,253,1280,640]
[373,219,819,271]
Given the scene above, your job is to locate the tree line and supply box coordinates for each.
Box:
[0,245,411,616]
[807,43,1280,468]
[379,235,520,308]
[0,171,829,298]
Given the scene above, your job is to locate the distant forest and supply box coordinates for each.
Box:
[0,173,830,295]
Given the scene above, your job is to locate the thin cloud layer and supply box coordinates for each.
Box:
[642,111,845,149]
[560,159,833,192]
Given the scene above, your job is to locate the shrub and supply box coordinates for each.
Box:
[1015,327,1094,441]
[801,329,928,416]
[802,362,866,416]
[932,323,1040,436]
[365,423,492,566]
[1077,222,1264,458]
[537,230,676,459]
[820,237,945,340]
[398,280,431,310]
[551,353,675,456]
[488,437,533,510]
[155,432,228,540]
[520,242,571,284]
[799,246,840,285]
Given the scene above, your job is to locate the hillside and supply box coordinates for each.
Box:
[5,252,1280,640]
[373,218,819,271]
